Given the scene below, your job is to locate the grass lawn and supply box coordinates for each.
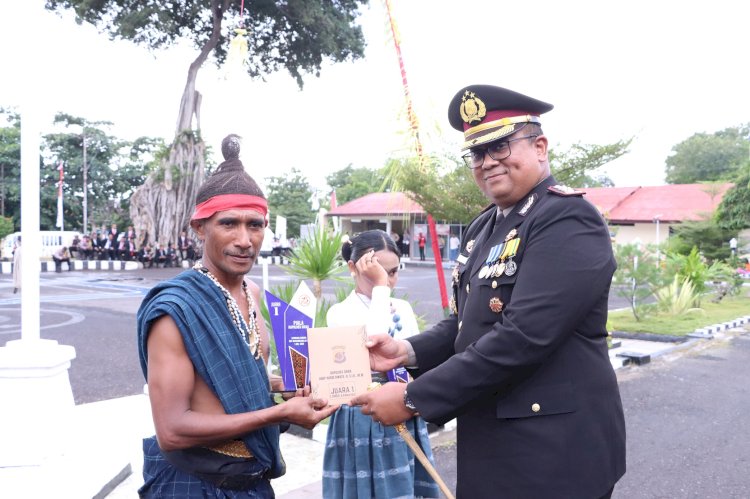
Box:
[609,290,750,336]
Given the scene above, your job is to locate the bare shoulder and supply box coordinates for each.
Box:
[245,278,262,301]
[147,314,187,358]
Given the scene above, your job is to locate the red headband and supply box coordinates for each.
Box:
[191,194,269,221]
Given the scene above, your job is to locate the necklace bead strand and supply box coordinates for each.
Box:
[193,262,261,359]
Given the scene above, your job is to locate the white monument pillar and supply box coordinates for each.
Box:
[0,86,76,467]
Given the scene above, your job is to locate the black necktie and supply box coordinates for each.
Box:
[495,210,505,226]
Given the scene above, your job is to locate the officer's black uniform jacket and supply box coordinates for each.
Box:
[407,175,626,498]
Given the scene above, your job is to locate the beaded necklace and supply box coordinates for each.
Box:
[193,261,261,359]
[355,291,402,337]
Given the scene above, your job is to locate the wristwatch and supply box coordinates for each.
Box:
[403,387,418,413]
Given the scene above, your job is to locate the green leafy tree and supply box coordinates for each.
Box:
[716,166,750,231]
[326,165,387,205]
[0,216,13,241]
[665,219,736,262]
[392,139,631,224]
[112,136,168,228]
[46,0,368,247]
[549,138,632,187]
[0,110,21,228]
[665,124,750,184]
[44,114,124,232]
[612,243,663,321]
[265,168,315,238]
[394,155,485,224]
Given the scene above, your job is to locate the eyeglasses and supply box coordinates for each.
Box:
[462,135,538,169]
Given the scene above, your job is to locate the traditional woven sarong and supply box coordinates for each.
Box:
[322,404,440,499]
[139,436,274,498]
[137,271,283,496]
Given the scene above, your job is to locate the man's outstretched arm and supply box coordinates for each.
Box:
[146,314,337,451]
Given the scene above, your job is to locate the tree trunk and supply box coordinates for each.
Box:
[129,133,206,247]
[129,0,227,248]
[312,279,322,300]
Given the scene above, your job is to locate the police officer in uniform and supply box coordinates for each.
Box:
[351,84,626,498]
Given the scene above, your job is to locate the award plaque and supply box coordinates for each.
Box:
[265,282,316,391]
[307,325,372,405]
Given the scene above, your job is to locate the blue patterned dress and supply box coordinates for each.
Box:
[322,289,440,499]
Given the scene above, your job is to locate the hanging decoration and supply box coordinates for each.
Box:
[383,0,449,312]
[224,0,249,79]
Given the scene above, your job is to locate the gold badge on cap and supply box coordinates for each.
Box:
[460,91,487,125]
[489,297,503,313]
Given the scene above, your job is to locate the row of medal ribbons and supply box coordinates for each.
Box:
[479,237,520,279]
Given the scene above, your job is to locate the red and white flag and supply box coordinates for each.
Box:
[56,161,64,229]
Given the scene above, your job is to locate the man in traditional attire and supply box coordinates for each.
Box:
[137,134,337,498]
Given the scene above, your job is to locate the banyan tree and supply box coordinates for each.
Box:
[46,0,368,246]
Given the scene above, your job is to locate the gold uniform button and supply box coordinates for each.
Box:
[491,280,498,289]
[531,403,541,413]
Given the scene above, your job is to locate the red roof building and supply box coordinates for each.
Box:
[327,192,424,217]
[324,183,734,250]
[583,183,733,245]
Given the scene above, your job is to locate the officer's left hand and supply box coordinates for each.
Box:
[350,382,413,426]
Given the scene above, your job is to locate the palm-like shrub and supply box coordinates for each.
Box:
[284,224,346,299]
[664,247,737,306]
[654,275,703,316]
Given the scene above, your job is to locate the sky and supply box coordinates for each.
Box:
[2,0,749,196]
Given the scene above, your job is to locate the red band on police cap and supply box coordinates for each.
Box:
[191,194,268,221]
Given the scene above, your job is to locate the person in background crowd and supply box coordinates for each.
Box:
[417,232,426,261]
[69,234,80,259]
[52,246,73,272]
[178,230,195,266]
[165,242,177,267]
[12,236,21,294]
[138,243,155,269]
[103,233,116,260]
[449,233,460,262]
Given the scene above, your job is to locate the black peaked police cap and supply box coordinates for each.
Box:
[448,84,553,150]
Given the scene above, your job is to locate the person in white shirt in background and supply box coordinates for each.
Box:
[12,236,21,294]
[322,229,439,499]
